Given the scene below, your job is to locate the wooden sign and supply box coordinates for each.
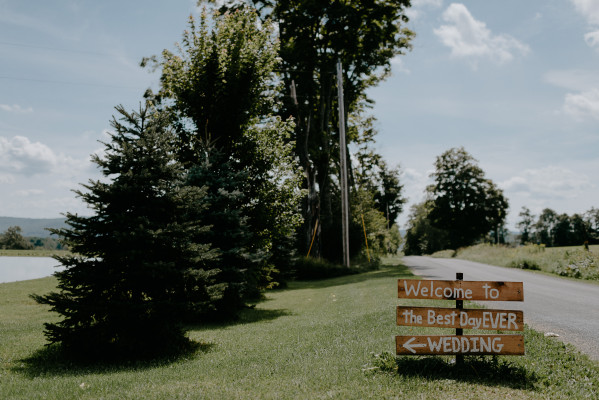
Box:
[396,334,525,355]
[397,306,524,331]
[398,279,524,301]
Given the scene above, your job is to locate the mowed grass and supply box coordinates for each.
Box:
[0,249,70,257]
[1,257,599,399]
[433,244,599,281]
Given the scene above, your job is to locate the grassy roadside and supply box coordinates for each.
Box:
[1,256,598,399]
[432,244,599,282]
[0,249,70,257]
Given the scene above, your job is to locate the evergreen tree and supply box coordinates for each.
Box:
[32,105,219,359]
[144,7,302,305]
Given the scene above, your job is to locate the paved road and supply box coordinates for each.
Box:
[402,256,599,361]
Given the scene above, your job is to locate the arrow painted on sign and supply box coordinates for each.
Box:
[403,337,427,354]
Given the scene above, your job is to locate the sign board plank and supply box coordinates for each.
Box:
[396,335,525,356]
[397,306,524,331]
[398,279,524,301]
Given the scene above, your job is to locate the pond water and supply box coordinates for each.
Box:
[0,257,64,283]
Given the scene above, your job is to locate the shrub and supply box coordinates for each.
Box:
[291,257,356,280]
[507,259,541,271]
[554,250,599,280]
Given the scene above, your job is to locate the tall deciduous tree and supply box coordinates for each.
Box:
[33,106,217,359]
[586,207,599,243]
[426,147,508,249]
[0,226,31,250]
[217,0,414,261]
[534,208,558,246]
[517,206,535,244]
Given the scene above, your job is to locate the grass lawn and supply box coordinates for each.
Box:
[1,256,598,399]
[0,249,70,257]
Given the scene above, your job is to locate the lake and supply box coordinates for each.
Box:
[0,257,63,283]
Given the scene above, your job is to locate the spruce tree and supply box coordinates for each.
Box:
[32,105,220,359]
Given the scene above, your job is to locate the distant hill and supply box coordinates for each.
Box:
[0,217,67,237]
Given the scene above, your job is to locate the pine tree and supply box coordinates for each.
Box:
[32,105,220,359]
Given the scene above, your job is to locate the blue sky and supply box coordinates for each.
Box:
[1,0,598,231]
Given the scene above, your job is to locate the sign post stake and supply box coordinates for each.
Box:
[456,272,464,366]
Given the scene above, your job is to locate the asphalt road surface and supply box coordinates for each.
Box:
[402,256,599,361]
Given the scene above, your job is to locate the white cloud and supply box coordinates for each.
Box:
[0,135,89,176]
[571,0,599,48]
[391,56,411,74]
[563,89,599,120]
[544,70,599,120]
[501,166,594,200]
[0,104,33,114]
[433,3,529,67]
[406,0,443,20]
[0,136,58,175]
[14,189,45,197]
[570,0,599,25]
[0,173,16,184]
[584,30,599,47]
[544,69,599,91]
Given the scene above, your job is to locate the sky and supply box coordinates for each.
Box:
[1,0,598,231]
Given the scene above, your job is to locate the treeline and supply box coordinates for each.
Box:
[0,226,64,250]
[32,3,413,361]
[517,207,599,247]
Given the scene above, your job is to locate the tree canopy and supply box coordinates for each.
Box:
[213,0,414,261]
[427,147,508,249]
[517,206,599,247]
[404,147,509,254]
[0,226,32,250]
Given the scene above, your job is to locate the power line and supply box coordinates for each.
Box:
[0,40,113,57]
[0,75,144,90]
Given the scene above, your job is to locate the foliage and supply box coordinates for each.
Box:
[144,7,280,158]
[518,206,598,247]
[352,107,406,227]
[28,236,64,250]
[0,226,32,250]
[291,256,356,280]
[144,7,303,302]
[32,106,217,359]
[426,147,509,249]
[554,249,599,280]
[517,206,535,244]
[534,208,558,246]
[445,243,599,281]
[217,0,415,263]
[403,200,450,256]
[506,259,541,271]
[350,188,402,261]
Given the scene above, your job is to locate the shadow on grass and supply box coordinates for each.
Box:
[295,264,412,289]
[14,340,214,378]
[188,307,293,332]
[373,353,539,390]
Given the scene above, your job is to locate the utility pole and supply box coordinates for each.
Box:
[337,59,350,268]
